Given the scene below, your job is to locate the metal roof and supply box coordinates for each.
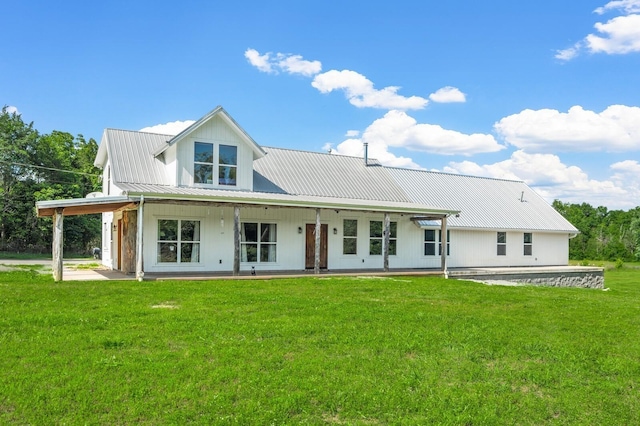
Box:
[386,168,578,233]
[116,182,455,216]
[101,129,171,185]
[253,147,410,202]
[94,110,576,233]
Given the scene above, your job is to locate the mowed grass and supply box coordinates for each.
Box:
[1,270,639,424]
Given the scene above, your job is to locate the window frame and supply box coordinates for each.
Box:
[497,231,507,256]
[218,144,237,186]
[424,229,450,256]
[524,232,533,256]
[369,220,397,256]
[240,222,278,263]
[157,219,201,264]
[194,142,214,185]
[342,219,358,255]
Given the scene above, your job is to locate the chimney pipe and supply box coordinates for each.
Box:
[363,142,368,166]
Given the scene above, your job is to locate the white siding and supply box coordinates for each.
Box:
[175,115,253,190]
[139,204,571,273]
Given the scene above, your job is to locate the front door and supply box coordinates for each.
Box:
[305,224,328,269]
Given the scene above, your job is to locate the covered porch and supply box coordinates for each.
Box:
[36,193,458,282]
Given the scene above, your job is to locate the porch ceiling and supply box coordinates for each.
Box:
[36,196,136,217]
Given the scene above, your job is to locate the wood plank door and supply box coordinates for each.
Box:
[305,224,328,269]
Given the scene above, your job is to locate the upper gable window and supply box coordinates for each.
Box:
[194,142,214,184]
[218,145,237,186]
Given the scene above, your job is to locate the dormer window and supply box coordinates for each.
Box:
[194,142,214,184]
[219,145,237,186]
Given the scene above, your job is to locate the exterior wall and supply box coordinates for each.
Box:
[139,203,572,274]
[175,115,254,190]
[444,229,570,268]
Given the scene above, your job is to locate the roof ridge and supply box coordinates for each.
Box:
[262,146,382,163]
[385,165,525,184]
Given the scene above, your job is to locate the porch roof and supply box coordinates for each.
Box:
[36,196,137,217]
[117,182,458,216]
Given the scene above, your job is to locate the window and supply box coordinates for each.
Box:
[241,222,277,262]
[218,145,237,186]
[524,233,532,256]
[424,229,436,256]
[424,229,450,256]
[194,142,214,184]
[343,219,357,255]
[157,219,200,263]
[497,232,506,256]
[369,220,397,255]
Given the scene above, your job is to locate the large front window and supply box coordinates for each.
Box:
[157,219,201,263]
[343,219,358,255]
[194,142,214,184]
[369,220,397,255]
[241,222,277,262]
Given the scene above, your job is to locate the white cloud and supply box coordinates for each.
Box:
[311,70,428,110]
[5,105,19,115]
[345,130,360,137]
[557,2,640,60]
[244,48,321,76]
[244,48,274,73]
[329,110,504,169]
[140,120,195,135]
[444,151,636,209]
[585,14,640,54]
[494,105,640,152]
[595,0,640,15]
[429,86,466,103]
[555,43,583,60]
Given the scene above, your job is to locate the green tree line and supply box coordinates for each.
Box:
[553,200,640,261]
[0,106,102,254]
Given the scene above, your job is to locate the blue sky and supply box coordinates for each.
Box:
[3,0,640,210]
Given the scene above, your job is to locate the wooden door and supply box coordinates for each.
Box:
[117,219,123,270]
[305,224,328,269]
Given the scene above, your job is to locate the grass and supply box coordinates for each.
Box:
[0,270,639,424]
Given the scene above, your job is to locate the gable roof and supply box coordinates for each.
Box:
[151,106,266,160]
[96,129,170,185]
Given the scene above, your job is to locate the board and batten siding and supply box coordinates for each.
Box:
[175,115,254,191]
[445,229,569,268]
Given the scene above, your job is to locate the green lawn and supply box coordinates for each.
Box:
[1,270,639,424]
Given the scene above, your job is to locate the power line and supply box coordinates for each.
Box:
[0,159,101,177]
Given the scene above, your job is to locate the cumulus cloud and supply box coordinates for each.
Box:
[494,105,640,152]
[556,1,640,60]
[140,120,195,135]
[595,0,640,15]
[244,48,322,76]
[5,105,19,115]
[444,150,636,209]
[329,110,504,168]
[586,14,640,54]
[311,70,428,110]
[345,130,360,137]
[429,86,466,103]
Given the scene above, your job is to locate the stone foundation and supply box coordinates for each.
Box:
[450,267,605,289]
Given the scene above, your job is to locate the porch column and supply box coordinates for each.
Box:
[314,208,321,274]
[441,215,448,278]
[383,213,390,272]
[52,208,64,282]
[233,206,240,276]
[135,196,144,281]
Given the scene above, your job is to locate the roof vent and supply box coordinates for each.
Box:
[363,142,369,166]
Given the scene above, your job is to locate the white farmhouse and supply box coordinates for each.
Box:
[37,106,581,282]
